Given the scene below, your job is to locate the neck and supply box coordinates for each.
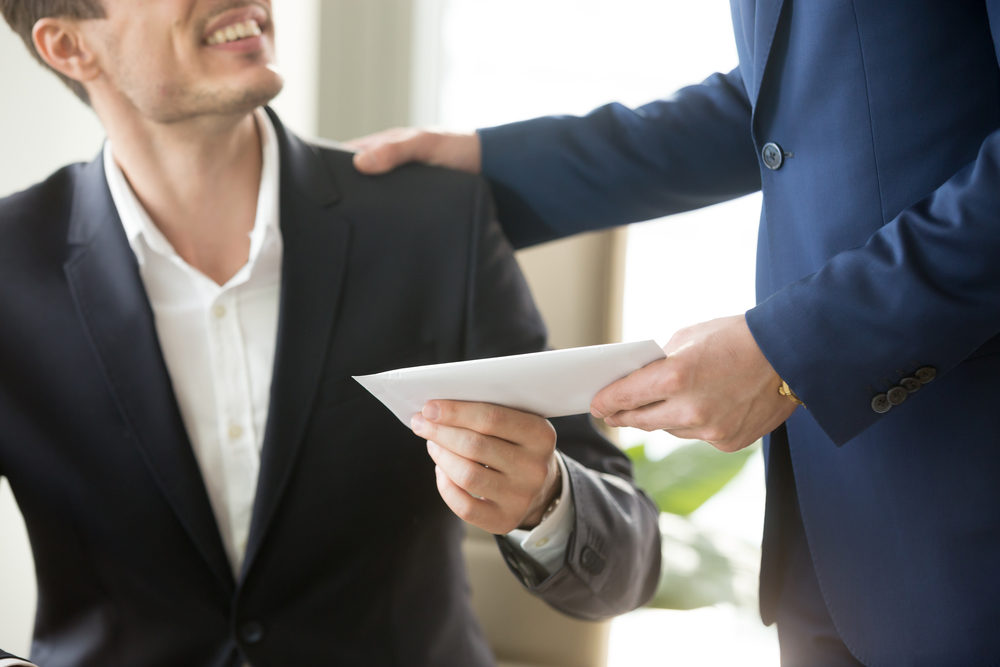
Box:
[102,107,264,285]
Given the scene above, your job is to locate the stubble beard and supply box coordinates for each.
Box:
[146,70,285,125]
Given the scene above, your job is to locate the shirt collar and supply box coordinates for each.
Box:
[103,107,281,272]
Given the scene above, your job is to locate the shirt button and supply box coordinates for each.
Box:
[761,142,785,170]
[534,537,550,548]
[239,621,264,644]
[213,304,227,319]
[229,424,244,440]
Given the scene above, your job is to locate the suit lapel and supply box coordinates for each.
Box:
[746,0,787,109]
[63,156,234,593]
[241,111,349,580]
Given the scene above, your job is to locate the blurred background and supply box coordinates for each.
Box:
[0,1,772,663]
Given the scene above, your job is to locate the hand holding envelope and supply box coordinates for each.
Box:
[410,399,562,534]
[354,340,666,534]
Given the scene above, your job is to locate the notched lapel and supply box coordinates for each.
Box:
[242,113,350,579]
[749,0,787,109]
[63,158,234,594]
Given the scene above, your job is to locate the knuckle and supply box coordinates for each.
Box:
[678,403,707,428]
[475,404,503,433]
[452,497,479,523]
[613,388,637,409]
[454,465,480,490]
[433,400,456,423]
[459,429,484,454]
[657,371,683,395]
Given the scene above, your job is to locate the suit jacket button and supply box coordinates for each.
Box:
[871,394,892,414]
[900,376,922,393]
[887,386,908,406]
[761,142,785,170]
[915,366,937,384]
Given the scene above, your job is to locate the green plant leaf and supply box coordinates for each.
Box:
[626,440,757,516]
[649,513,760,610]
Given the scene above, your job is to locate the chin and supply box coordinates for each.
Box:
[217,68,285,114]
[153,75,285,123]
[229,76,284,113]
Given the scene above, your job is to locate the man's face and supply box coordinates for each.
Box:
[85,0,283,123]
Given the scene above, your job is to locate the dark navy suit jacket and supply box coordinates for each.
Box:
[0,111,660,666]
[479,2,1000,665]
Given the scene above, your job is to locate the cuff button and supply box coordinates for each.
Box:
[871,394,892,414]
[887,386,908,406]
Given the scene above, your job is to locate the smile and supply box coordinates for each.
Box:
[205,19,262,46]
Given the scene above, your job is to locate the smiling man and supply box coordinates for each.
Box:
[0,1,660,665]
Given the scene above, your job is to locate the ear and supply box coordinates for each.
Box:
[31,17,101,85]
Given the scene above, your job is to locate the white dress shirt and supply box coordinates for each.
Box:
[104,109,283,575]
[0,109,573,667]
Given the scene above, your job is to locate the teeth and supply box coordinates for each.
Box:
[206,19,262,45]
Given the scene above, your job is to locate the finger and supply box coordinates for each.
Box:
[411,414,513,472]
[603,400,733,445]
[426,440,503,500]
[602,400,705,435]
[433,465,501,529]
[352,143,405,174]
[351,130,430,174]
[423,400,555,452]
[591,357,676,418]
[342,127,412,150]
[602,400,675,431]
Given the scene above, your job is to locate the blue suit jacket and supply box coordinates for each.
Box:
[480,1,1000,665]
[0,111,660,666]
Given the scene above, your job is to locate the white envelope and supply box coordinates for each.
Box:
[353,340,666,426]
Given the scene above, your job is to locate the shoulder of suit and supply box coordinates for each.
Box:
[304,134,488,197]
[0,162,83,240]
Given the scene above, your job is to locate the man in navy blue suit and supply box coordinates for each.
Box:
[354,2,1000,665]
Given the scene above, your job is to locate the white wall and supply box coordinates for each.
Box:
[0,23,104,198]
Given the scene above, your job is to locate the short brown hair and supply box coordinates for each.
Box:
[0,0,105,104]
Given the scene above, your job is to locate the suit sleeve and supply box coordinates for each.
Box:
[461,179,661,619]
[745,5,1000,445]
[747,127,1000,445]
[479,68,760,248]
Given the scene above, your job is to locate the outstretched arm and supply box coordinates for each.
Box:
[351,68,760,248]
[422,179,661,618]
